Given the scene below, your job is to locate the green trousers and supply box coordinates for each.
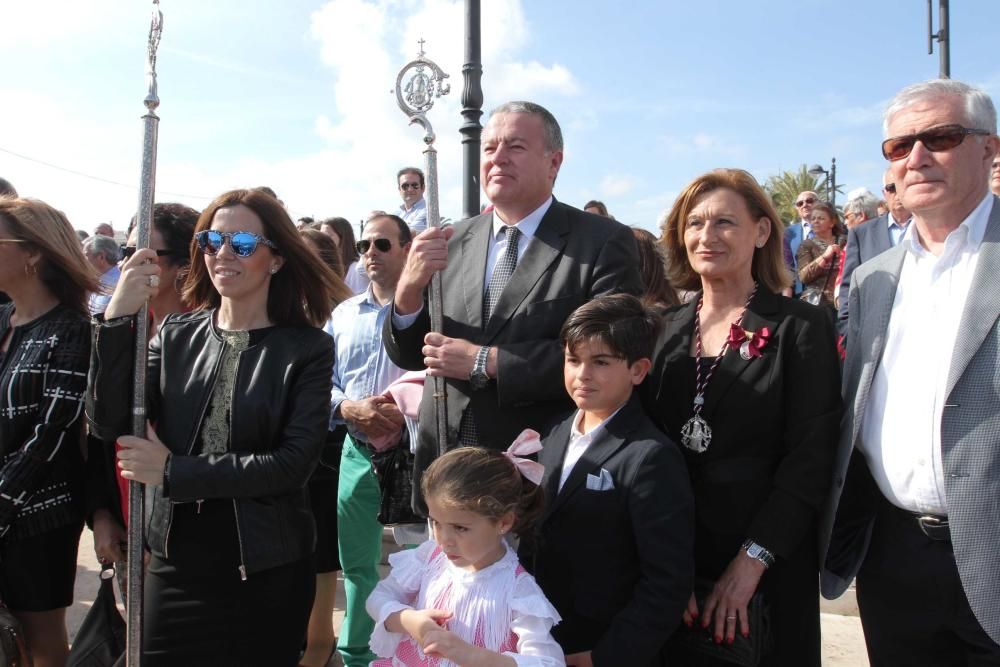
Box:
[336,435,383,667]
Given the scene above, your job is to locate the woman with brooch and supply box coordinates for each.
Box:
[87,188,340,665]
[645,169,841,666]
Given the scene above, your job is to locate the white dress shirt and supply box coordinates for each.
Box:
[860,193,994,515]
[887,212,912,247]
[558,404,625,492]
[392,197,553,329]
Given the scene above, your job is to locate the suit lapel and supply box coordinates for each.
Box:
[458,214,493,330]
[484,201,569,340]
[539,415,573,518]
[702,289,781,414]
[946,197,1000,397]
[650,299,697,407]
[543,396,641,520]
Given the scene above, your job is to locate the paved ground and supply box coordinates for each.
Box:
[69,528,869,665]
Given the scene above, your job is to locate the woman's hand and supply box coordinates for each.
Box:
[92,508,127,565]
[104,248,162,320]
[681,591,700,627]
[700,552,767,644]
[117,422,170,485]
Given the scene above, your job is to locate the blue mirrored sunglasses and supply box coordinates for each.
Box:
[194,230,278,258]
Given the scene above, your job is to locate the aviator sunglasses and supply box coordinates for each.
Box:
[795,196,817,208]
[194,230,278,257]
[400,182,422,191]
[355,238,396,254]
[882,124,991,161]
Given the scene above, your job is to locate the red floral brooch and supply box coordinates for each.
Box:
[728,323,772,360]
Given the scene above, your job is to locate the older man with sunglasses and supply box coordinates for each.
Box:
[784,190,819,294]
[822,79,1000,665]
[395,167,427,234]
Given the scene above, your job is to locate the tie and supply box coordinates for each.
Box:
[482,226,521,323]
[460,226,522,446]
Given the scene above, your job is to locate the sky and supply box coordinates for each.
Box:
[2,0,999,236]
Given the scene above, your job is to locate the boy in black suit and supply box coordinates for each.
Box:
[521,294,695,667]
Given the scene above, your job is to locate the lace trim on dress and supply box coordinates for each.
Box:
[199,329,249,455]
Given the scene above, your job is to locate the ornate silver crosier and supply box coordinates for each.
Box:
[394,41,451,458]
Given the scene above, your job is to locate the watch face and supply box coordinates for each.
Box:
[747,544,761,558]
[470,371,488,390]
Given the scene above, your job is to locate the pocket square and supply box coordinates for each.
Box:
[585,468,615,491]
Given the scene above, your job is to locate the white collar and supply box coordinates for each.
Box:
[902,191,993,257]
[490,196,553,240]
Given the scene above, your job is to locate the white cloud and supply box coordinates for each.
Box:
[659,133,748,160]
[600,174,637,197]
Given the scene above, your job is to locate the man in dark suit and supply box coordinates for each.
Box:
[384,101,642,513]
[836,168,911,340]
[821,78,1000,664]
[523,295,694,667]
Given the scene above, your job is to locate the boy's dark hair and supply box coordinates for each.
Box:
[422,446,544,541]
[560,293,660,364]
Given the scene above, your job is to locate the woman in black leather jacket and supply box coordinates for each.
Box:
[0,197,99,667]
[87,188,342,666]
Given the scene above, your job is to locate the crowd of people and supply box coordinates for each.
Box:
[0,76,998,667]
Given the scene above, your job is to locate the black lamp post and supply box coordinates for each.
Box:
[928,0,950,78]
[808,158,837,207]
[459,0,483,220]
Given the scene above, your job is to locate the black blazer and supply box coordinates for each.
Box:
[644,289,841,571]
[383,199,642,513]
[837,213,895,339]
[520,395,694,667]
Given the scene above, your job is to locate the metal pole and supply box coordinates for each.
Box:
[939,0,950,78]
[395,44,451,457]
[830,157,837,208]
[127,3,162,664]
[460,0,483,220]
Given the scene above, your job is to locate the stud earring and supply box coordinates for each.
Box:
[270,266,278,274]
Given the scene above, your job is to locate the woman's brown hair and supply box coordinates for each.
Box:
[631,227,679,311]
[0,198,99,315]
[659,168,792,293]
[183,189,341,327]
[300,227,353,306]
[422,446,545,541]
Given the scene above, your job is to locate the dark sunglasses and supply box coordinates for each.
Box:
[881,124,991,161]
[355,238,394,254]
[400,182,422,191]
[883,183,897,194]
[795,197,817,207]
[120,245,179,260]
[195,230,278,257]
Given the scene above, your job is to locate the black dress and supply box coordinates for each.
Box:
[644,290,842,667]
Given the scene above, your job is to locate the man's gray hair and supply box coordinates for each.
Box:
[883,79,997,137]
[844,191,880,221]
[489,101,563,153]
[83,234,120,264]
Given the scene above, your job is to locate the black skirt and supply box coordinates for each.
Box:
[0,520,82,611]
[142,499,315,666]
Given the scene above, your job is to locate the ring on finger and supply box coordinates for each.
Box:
[148,274,160,288]
[726,615,737,621]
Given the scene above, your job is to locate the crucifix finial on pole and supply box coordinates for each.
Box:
[417,38,426,57]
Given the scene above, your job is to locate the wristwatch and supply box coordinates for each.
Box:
[469,346,491,390]
[741,539,775,569]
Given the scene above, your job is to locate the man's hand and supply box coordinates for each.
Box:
[340,396,405,440]
[423,333,491,381]
[395,226,455,316]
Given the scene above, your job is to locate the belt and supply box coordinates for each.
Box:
[912,513,951,542]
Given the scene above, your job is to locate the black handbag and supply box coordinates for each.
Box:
[370,436,422,526]
[672,577,771,666]
[0,601,30,667]
[67,565,125,667]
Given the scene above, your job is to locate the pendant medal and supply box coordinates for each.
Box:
[739,340,752,360]
[681,414,711,453]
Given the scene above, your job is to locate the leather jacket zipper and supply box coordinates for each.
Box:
[163,343,226,560]
[230,348,249,581]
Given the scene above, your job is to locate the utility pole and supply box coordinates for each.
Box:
[928,0,950,78]
[459,0,483,220]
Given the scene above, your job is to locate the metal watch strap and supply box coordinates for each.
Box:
[741,538,776,568]
[475,345,490,377]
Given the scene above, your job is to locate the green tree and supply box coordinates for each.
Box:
[763,165,842,225]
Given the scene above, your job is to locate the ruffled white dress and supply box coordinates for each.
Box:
[366,539,564,667]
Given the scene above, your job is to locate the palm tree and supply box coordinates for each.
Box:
[764,165,842,224]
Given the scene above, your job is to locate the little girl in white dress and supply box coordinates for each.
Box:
[366,432,564,666]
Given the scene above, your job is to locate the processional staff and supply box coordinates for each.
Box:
[394,42,450,457]
[126,1,163,664]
